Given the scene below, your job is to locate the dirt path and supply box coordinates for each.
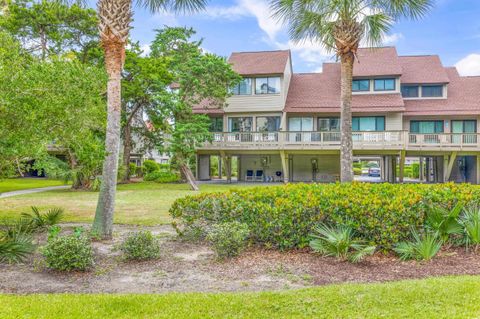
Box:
[1,223,480,294]
[0,186,70,199]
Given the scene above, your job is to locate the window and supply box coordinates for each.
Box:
[288,117,313,131]
[318,118,340,131]
[410,121,444,133]
[255,77,281,94]
[210,117,223,132]
[401,85,419,98]
[256,116,281,132]
[352,79,370,92]
[374,78,395,91]
[421,85,443,97]
[230,78,252,95]
[352,116,385,131]
[452,120,477,144]
[228,117,253,132]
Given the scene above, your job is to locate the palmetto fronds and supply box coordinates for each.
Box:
[21,206,64,230]
[394,228,442,261]
[459,204,480,250]
[309,223,376,263]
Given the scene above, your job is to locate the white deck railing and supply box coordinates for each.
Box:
[201,131,480,150]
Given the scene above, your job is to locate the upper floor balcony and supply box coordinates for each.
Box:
[197,131,480,152]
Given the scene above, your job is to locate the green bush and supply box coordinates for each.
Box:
[394,229,442,261]
[411,163,420,179]
[353,167,362,175]
[42,232,94,271]
[129,163,138,177]
[120,231,161,261]
[142,160,160,174]
[207,221,249,259]
[170,183,480,250]
[144,171,179,183]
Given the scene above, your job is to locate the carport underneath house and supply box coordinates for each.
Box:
[197,149,480,184]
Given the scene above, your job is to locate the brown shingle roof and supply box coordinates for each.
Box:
[404,68,480,115]
[399,55,450,84]
[285,63,405,113]
[228,50,290,75]
[353,47,402,77]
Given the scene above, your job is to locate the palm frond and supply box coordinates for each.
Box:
[0,233,35,263]
[135,0,206,13]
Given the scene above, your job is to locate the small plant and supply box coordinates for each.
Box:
[425,203,463,243]
[394,228,442,261]
[42,231,93,271]
[120,231,161,261]
[309,223,376,263]
[206,221,249,259]
[459,204,480,250]
[0,233,35,263]
[21,206,64,231]
[48,225,62,241]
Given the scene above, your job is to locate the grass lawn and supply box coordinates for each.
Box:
[0,178,67,193]
[0,182,268,225]
[1,276,480,318]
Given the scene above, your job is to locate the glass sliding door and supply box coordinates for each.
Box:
[288,117,313,142]
[318,117,340,141]
[452,120,477,144]
[228,117,253,142]
[410,120,444,144]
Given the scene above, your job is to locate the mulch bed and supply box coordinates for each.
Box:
[1,224,480,294]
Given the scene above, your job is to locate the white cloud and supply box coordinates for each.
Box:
[383,33,404,45]
[455,54,480,76]
[140,44,151,56]
[149,11,178,26]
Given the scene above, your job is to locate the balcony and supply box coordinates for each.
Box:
[197,131,480,151]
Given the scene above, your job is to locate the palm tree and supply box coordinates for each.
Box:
[91,0,206,239]
[271,0,433,182]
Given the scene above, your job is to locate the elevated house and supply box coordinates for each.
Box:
[194,48,480,184]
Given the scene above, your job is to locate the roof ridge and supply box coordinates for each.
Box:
[400,54,439,58]
[230,49,290,54]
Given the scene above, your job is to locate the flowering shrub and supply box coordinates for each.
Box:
[170,182,480,250]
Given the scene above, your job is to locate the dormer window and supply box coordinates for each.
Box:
[230,78,252,95]
[352,79,370,92]
[374,78,395,91]
[255,77,281,94]
[421,85,443,97]
[401,85,419,98]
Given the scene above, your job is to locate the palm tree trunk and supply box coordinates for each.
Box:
[340,53,354,182]
[92,40,124,238]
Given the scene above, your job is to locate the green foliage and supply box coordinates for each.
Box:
[42,231,93,271]
[394,229,442,261]
[21,206,64,231]
[309,223,376,263]
[353,167,362,175]
[129,163,138,177]
[206,221,250,259]
[410,163,420,178]
[120,231,161,261]
[142,160,160,174]
[0,219,35,264]
[170,183,480,250]
[144,171,179,183]
[424,203,463,243]
[460,204,480,249]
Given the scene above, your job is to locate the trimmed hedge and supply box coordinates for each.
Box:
[170,183,480,250]
[144,171,180,183]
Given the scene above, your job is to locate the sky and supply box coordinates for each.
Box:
[122,0,480,75]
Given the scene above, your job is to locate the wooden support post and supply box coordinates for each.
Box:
[443,155,449,182]
[419,157,424,181]
[280,151,289,183]
[445,152,458,182]
[220,151,231,183]
[218,155,222,179]
[399,151,406,183]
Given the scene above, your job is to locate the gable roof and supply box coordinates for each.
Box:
[228,50,291,76]
[399,55,450,84]
[353,47,402,77]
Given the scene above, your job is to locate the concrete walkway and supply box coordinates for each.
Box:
[0,185,70,199]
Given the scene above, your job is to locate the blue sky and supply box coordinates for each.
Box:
[125,0,480,75]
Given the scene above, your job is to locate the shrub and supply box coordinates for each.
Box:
[394,229,442,261]
[42,231,93,271]
[120,231,161,261]
[144,171,179,183]
[142,160,160,174]
[170,183,480,250]
[353,167,362,175]
[207,221,249,259]
[129,163,138,177]
[309,223,376,263]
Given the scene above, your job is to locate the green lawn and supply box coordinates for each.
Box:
[1,276,480,318]
[0,178,67,193]
[0,182,268,225]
